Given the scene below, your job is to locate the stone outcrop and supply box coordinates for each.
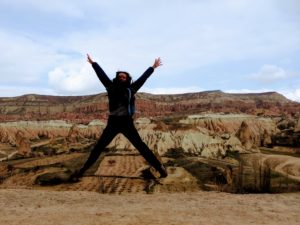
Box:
[272,117,300,147]
[236,121,259,150]
[15,131,31,156]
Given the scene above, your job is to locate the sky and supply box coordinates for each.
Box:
[0,0,300,102]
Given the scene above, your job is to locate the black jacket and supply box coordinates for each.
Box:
[92,62,154,116]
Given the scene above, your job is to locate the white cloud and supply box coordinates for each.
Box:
[280,89,300,102]
[48,61,104,95]
[0,0,300,97]
[226,88,300,103]
[142,87,203,95]
[0,0,84,18]
[248,65,289,83]
[0,29,65,84]
[42,0,300,80]
[0,85,56,97]
[226,88,273,94]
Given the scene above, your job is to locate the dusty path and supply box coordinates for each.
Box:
[0,189,299,225]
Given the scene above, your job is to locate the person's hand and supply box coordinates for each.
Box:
[87,54,94,64]
[152,57,162,69]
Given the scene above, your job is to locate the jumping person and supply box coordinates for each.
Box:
[72,54,167,179]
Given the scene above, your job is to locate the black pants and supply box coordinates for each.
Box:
[79,116,163,175]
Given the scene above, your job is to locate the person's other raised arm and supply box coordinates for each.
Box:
[131,57,162,92]
[87,54,112,88]
[152,57,162,69]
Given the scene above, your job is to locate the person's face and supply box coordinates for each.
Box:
[118,73,127,82]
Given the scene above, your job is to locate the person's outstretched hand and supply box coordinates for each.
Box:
[152,57,162,69]
[87,54,94,64]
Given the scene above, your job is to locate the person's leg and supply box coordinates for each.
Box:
[76,119,119,177]
[121,118,167,178]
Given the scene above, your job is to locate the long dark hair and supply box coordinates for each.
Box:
[113,71,132,87]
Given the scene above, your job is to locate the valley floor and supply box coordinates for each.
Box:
[0,189,299,225]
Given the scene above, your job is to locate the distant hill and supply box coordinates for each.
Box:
[0,91,299,123]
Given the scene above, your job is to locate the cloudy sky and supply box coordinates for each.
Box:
[1,0,300,102]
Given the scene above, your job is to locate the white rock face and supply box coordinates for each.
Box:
[88,120,106,127]
[0,114,279,159]
[105,114,276,158]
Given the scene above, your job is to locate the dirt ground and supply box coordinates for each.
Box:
[0,189,299,225]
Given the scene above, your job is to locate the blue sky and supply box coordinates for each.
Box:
[0,0,300,102]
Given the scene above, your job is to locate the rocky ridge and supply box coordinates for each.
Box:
[0,91,299,123]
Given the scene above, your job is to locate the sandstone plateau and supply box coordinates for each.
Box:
[0,91,299,193]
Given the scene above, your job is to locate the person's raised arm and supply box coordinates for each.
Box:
[131,57,162,92]
[152,57,162,69]
[87,54,112,88]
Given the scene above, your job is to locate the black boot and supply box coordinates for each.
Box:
[158,165,168,178]
[68,169,84,182]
